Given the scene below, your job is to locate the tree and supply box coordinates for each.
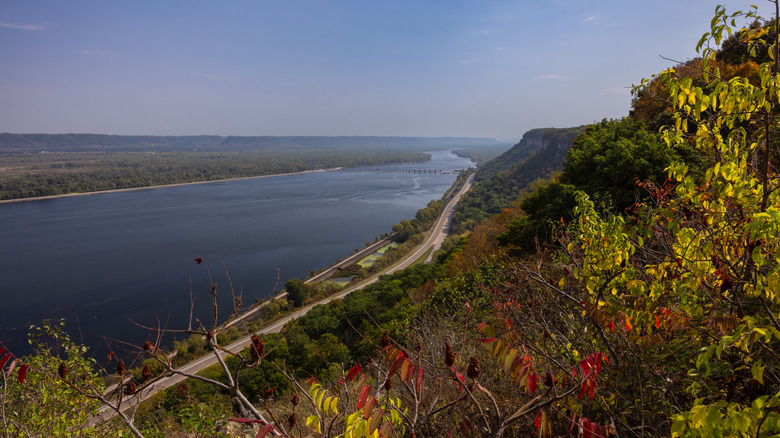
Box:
[285,277,307,308]
[1,320,108,437]
[567,4,780,435]
[559,117,677,213]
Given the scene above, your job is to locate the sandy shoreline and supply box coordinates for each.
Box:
[0,168,339,204]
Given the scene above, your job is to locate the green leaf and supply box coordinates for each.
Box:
[670,418,687,437]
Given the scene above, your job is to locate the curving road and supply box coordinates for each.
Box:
[99,173,474,417]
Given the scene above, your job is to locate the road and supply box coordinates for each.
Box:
[98,173,474,417]
[305,234,395,284]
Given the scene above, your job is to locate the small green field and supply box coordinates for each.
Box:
[324,276,354,287]
[357,243,399,268]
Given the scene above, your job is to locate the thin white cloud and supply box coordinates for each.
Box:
[582,15,597,23]
[0,22,43,31]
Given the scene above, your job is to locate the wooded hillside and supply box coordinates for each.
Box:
[2,4,780,438]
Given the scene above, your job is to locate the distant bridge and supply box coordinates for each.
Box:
[331,168,463,175]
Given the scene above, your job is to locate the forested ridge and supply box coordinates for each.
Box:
[3,4,780,437]
[0,135,495,200]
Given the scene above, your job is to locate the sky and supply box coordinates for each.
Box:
[0,1,772,140]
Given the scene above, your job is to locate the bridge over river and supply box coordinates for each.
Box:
[331,168,463,174]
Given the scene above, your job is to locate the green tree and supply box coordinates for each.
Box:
[285,277,307,308]
[497,181,579,251]
[2,320,107,437]
[566,4,780,435]
[559,117,676,213]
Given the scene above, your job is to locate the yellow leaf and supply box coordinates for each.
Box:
[330,396,339,415]
[324,396,333,415]
[307,415,322,434]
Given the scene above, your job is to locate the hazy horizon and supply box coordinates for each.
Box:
[1,1,768,139]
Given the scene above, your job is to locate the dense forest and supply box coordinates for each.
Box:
[3,4,780,438]
[0,136,498,200]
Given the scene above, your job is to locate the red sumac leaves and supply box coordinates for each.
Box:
[250,334,264,361]
[17,364,29,384]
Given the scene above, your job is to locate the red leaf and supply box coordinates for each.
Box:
[368,408,384,432]
[478,337,496,343]
[401,361,414,382]
[362,396,377,420]
[388,353,406,379]
[0,352,11,369]
[346,364,362,382]
[534,411,542,430]
[416,367,423,395]
[460,420,469,437]
[193,257,203,264]
[578,381,588,400]
[5,359,18,378]
[256,424,275,438]
[0,345,6,358]
[656,315,661,330]
[453,365,464,383]
[357,385,370,409]
[528,372,538,394]
[462,419,474,434]
[17,364,29,384]
[379,420,394,437]
[582,418,593,438]
[351,373,368,394]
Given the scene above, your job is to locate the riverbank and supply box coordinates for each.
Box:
[0,168,339,204]
[95,173,474,421]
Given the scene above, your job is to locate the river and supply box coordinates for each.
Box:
[0,149,473,357]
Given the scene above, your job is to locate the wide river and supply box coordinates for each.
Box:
[0,150,473,357]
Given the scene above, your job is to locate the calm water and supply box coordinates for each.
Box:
[0,150,472,357]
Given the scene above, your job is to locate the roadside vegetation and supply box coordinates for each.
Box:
[2,4,780,437]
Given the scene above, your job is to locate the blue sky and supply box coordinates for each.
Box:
[0,1,770,140]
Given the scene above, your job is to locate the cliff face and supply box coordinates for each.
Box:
[451,125,587,232]
[476,126,585,181]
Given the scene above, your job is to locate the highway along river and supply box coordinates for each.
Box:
[0,149,473,357]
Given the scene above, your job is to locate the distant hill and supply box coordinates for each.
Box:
[0,134,498,153]
[217,136,498,150]
[0,134,225,152]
